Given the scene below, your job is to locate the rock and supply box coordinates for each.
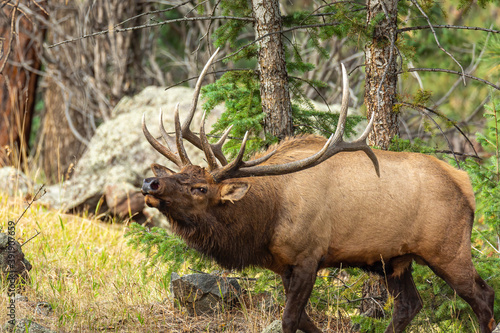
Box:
[35,302,53,316]
[37,86,223,225]
[0,233,32,286]
[170,272,242,315]
[3,319,55,333]
[261,320,305,333]
[493,323,500,333]
[0,167,33,197]
[104,183,146,222]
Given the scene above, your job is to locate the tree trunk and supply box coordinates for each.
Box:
[0,2,45,166]
[252,0,293,140]
[364,0,399,149]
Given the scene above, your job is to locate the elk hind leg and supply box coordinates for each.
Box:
[429,258,495,333]
[383,264,423,333]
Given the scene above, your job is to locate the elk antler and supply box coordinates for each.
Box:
[142,48,233,170]
[208,64,380,182]
[179,48,230,167]
[144,54,379,179]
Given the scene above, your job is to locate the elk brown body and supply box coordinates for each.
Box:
[141,50,496,333]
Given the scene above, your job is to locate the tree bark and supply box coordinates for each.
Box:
[252,0,293,139]
[364,0,399,149]
[0,2,45,166]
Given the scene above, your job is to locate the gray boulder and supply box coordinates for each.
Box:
[493,323,500,333]
[0,167,33,198]
[170,272,242,315]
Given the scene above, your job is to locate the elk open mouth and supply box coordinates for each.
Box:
[144,195,160,208]
[144,195,171,209]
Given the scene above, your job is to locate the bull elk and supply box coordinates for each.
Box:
[141,50,496,333]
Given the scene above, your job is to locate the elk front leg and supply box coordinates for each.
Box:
[281,260,321,333]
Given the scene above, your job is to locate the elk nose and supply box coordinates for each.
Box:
[142,178,160,194]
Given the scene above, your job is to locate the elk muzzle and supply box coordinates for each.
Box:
[142,177,170,208]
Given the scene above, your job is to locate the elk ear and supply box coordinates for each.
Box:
[151,163,175,177]
[220,183,250,203]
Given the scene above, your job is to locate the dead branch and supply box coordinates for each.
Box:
[48,16,255,49]
[409,0,466,84]
[400,102,480,162]
[432,27,494,108]
[399,68,500,91]
[115,0,192,28]
[398,25,500,34]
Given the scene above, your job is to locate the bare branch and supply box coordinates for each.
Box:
[47,16,254,49]
[299,1,365,24]
[15,185,46,226]
[218,22,341,64]
[289,75,335,115]
[63,91,90,146]
[115,0,192,28]
[400,102,480,162]
[421,108,460,167]
[21,230,40,247]
[433,27,493,108]
[409,0,466,84]
[399,68,500,91]
[164,68,256,91]
[435,150,481,159]
[398,25,500,34]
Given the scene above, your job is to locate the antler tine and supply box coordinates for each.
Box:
[216,132,250,175]
[159,108,176,150]
[176,48,230,166]
[329,63,350,145]
[212,132,276,180]
[183,49,220,132]
[142,113,184,168]
[211,134,335,182]
[210,63,380,182]
[241,149,276,168]
[174,106,192,166]
[214,125,233,150]
[317,64,380,176]
[180,48,218,146]
[200,111,220,171]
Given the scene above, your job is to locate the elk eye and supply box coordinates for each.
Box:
[192,187,207,195]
